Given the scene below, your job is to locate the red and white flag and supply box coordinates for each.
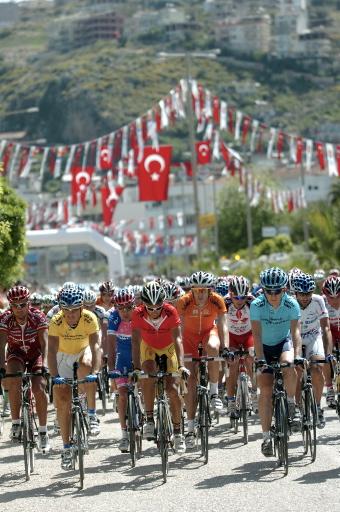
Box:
[101,178,124,226]
[71,165,95,206]
[196,141,211,165]
[315,141,325,170]
[99,145,113,170]
[138,145,172,202]
[336,145,340,177]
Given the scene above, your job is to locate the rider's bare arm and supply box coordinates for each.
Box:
[216,312,229,350]
[132,328,142,369]
[320,317,333,355]
[47,335,59,377]
[251,319,264,359]
[89,332,101,374]
[38,328,48,368]
[290,319,302,358]
[172,325,184,368]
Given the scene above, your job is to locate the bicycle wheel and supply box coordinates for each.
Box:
[275,396,289,476]
[302,388,317,462]
[100,374,107,415]
[22,406,30,481]
[240,379,249,445]
[127,393,137,467]
[74,410,86,489]
[199,392,209,464]
[157,402,169,482]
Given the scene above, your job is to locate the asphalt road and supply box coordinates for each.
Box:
[0,398,340,512]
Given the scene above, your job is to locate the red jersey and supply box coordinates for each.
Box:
[0,307,48,360]
[131,303,180,349]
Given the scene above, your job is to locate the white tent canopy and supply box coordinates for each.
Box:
[26,227,125,280]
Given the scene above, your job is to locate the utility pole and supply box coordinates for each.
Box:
[185,54,202,261]
[245,167,254,265]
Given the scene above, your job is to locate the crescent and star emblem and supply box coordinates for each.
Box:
[106,189,118,208]
[101,148,110,162]
[75,171,91,192]
[199,144,209,156]
[144,154,165,182]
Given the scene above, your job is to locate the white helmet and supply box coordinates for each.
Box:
[141,281,166,306]
[190,271,216,289]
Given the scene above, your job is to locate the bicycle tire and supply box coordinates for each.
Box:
[74,410,86,489]
[101,375,107,416]
[240,379,249,445]
[336,396,340,421]
[158,401,169,483]
[199,393,209,464]
[22,406,30,481]
[128,393,137,467]
[302,388,317,461]
[275,396,289,476]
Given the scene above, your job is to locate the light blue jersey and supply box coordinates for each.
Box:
[250,293,300,346]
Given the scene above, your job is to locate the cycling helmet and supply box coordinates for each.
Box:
[328,268,340,277]
[113,288,135,306]
[229,276,250,296]
[30,292,43,305]
[259,267,288,290]
[141,281,166,306]
[62,281,76,289]
[175,276,191,291]
[215,280,229,298]
[190,271,216,289]
[83,289,97,306]
[7,286,30,304]
[58,288,84,309]
[288,267,302,292]
[163,282,184,302]
[313,268,325,282]
[99,280,115,294]
[130,285,143,297]
[322,276,340,297]
[42,294,55,307]
[292,273,316,293]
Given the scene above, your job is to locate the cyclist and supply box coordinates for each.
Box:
[107,288,135,453]
[163,281,185,308]
[97,281,116,311]
[48,287,101,470]
[322,276,340,407]
[0,285,50,452]
[225,276,257,418]
[287,267,302,295]
[313,269,326,295]
[131,281,188,454]
[42,294,57,318]
[293,273,333,428]
[176,271,229,448]
[250,267,302,457]
[30,292,43,311]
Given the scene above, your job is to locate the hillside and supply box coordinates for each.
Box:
[0,0,339,146]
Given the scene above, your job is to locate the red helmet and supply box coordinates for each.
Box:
[99,281,115,294]
[113,288,135,307]
[7,286,30,304]
[323,276,340,298]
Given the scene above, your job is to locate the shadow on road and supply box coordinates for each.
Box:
[294,466,340,484]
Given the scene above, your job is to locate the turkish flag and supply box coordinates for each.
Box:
[336,145,340,177]
[196,141,211,165]
[315,141,326,170]
[100,145,112,170]
[71,166,95,206]
[138,145,172,202]
[101,178,124,226]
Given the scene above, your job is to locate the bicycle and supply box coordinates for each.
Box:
[184,344,224,464]
[229,347,252,444]
[97,356,109,415]
[139,354,179,483]
[109,369,145,468]
[56,362,93,489]
[256,358,291,476]
[4,365,46,481]
[332,341,340,419]
[296,354,326,462]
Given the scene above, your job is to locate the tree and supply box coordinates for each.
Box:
[0,178,27,289]
[217,180,274,255]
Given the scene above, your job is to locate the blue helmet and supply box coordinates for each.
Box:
[58,288,84,309]
[260,267,288,290]
[293,273,315,293]
[215,280,229,298]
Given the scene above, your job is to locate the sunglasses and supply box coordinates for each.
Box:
[233,295,246,300]
[264,288,283,296]
[11,302,29,309]
[116,305,133,311]
[146,305,163,312]
[296,291,313,296]
[192,288,208,292]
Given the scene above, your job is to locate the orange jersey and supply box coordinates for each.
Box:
[176,291,226,339]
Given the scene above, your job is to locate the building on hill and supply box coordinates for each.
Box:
[215,14,271,56]
[49,8,124,51]
[0,2,19,28]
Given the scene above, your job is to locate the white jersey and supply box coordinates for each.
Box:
[226,299,252,336]
[46,304,60,323]
[300,294,328,344]
[323,295,340,340]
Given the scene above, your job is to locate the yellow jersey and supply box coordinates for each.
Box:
[48,310,99,355]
